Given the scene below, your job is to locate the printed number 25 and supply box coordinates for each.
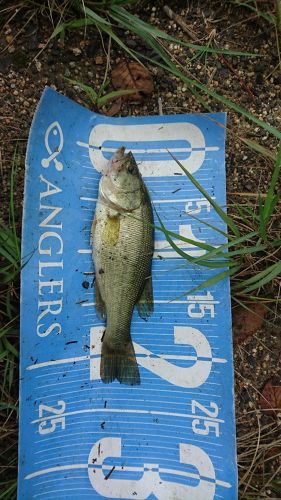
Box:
[38,400,66,435]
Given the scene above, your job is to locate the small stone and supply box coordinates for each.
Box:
[72,47,82,56]
[35,60,42,72]
[95,55,103,65]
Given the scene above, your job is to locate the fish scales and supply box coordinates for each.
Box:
[95,202,152,341]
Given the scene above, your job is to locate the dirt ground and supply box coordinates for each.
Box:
[0,0,281,498]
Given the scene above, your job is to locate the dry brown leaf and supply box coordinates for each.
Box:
[260,378,281,416]
[232,303,267,346]
[111,61,154,102]
[105,97,122,117]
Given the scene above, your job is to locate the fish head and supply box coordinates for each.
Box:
[109,147,141,192]
[99,147,144,212]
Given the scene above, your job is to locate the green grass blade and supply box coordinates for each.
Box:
[234,203,259,223]
[154,213,237,268]
[168,152,241,237]
[10,148,20,260]
[239,261,281,294]
[0,402,18,411]
[2,336,19,357]
[185,266,240,295]
[83,6,111,25]
[0,481,17,500]
[65,78,98,102]
[183,211,228,238]
[98,22,141,63]
[110,6,258,56]
[51,18,97,39]
[258,193,267,240]
[234,1,277,25]
[132,50,281,140]
[263,141,281,224]
[240,137,276,161]
[98,89,137,105]
[174,69,281,140]
[193,230,258,263]
[233,260,281,289]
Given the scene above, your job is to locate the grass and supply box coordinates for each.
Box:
[153,143,281,302]
[65,77,137,108]
[0,150,20,499]
[0,0,281,498]
[237,415,281,498]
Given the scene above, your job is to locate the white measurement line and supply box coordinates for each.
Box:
[33,475,87,487]
[33,487,95,498]
[26,356,90,371]
[34,450,218,472]
[79,196,214,204]
[26,354,224,370]
[82,176,98,180]
[32,389,222,414]
[81,186,96,191]
[35,453,87,466]
[157,468,231,489]
[33,434,221,457]
[34,436,223,458]
[80,196,98,202]
[31,407,225,425]
[83,299,180,306]
[78,248,210,258]
[25,464,87,480]
[26,463,230,490]
[76,142,219,154]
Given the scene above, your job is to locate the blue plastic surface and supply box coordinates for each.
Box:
[19,87,237,499]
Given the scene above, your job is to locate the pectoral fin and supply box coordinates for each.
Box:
[137,275,154,320]
[102,215,120,246]
[95,279,106,320]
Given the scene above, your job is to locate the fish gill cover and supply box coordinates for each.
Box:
[19,87,237,499]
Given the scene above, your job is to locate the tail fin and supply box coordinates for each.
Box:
[100,340,140,385]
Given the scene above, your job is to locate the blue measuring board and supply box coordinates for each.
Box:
[19,87,237,499]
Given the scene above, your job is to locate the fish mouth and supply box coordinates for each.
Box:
[113,146,126,161]
[110,147,135,173]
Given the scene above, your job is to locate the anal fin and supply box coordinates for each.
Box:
[137,274,154,320]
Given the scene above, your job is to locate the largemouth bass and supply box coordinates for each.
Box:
[91,147,154,385]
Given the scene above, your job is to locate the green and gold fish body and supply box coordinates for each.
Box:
[91,147,154,385]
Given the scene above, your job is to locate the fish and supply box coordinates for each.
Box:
[91,147,154,385]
